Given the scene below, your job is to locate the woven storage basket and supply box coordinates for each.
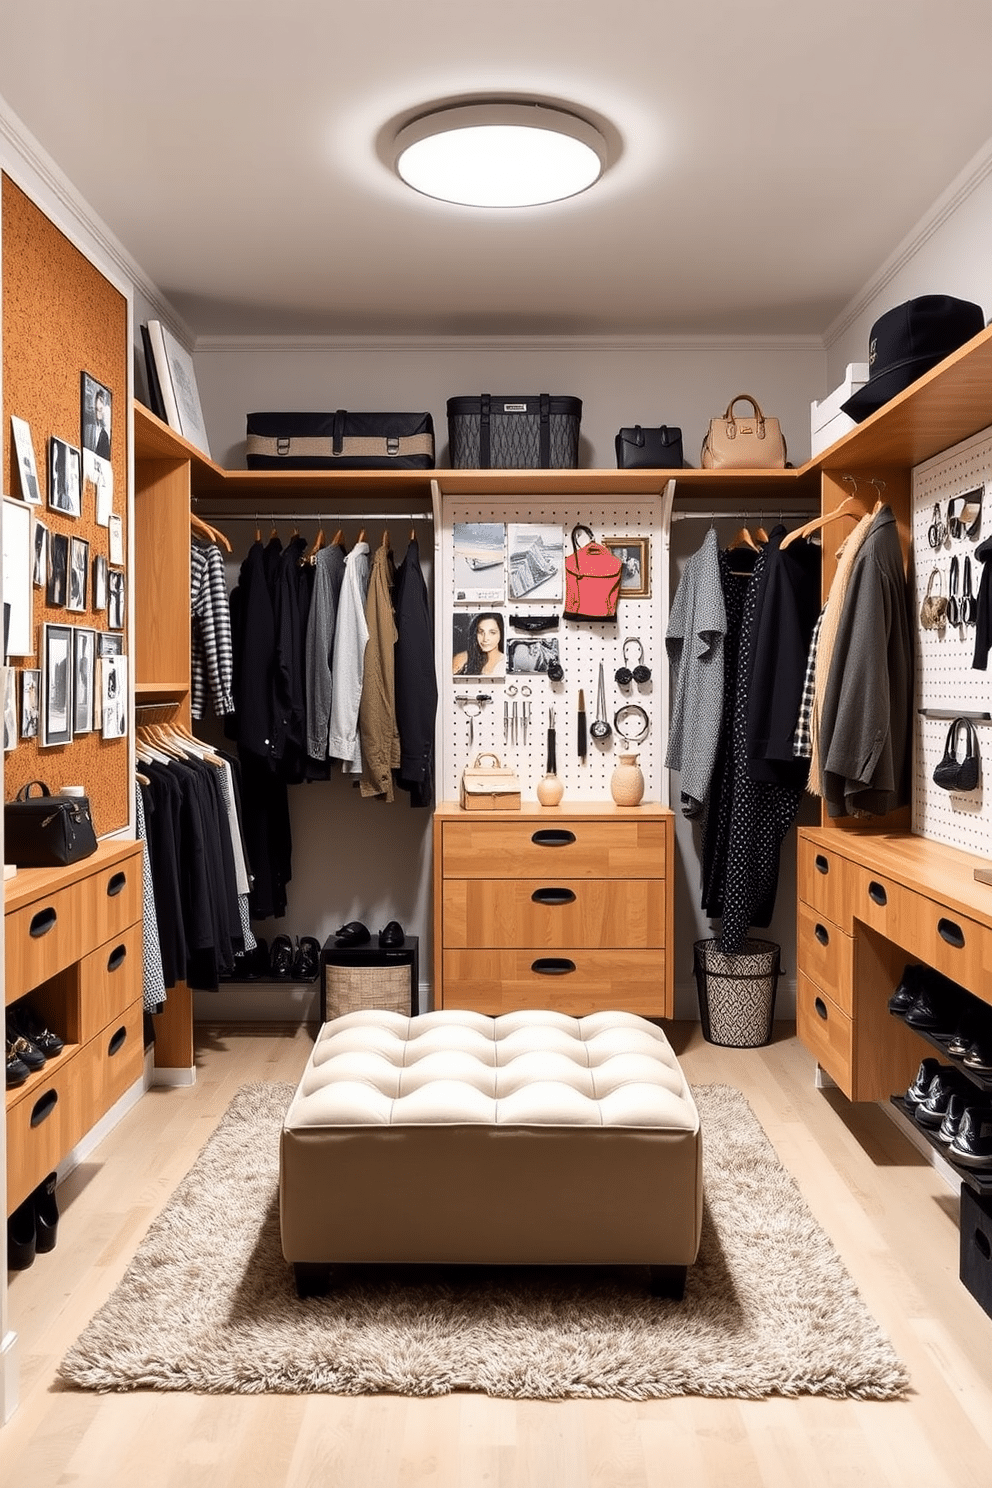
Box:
[692,937,780,1048]
[323,961,412,1020]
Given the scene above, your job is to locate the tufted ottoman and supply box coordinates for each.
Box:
[279,1008,702,1297]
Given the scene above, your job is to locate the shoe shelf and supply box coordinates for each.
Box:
[888,1095,992,1197]
[887,1008,992,1095]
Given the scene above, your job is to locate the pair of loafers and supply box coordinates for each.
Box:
[7,1171,58,1270]
[335,920,405,949]
[269,935,321,981]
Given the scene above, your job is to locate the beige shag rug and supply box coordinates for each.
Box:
[58,1081,909,1400]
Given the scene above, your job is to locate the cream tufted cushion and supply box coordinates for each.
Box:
[280,1009,702,1272]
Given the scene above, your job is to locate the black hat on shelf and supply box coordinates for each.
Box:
[840,295,986,423]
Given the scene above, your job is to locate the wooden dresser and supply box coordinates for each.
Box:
[432,802,674,1017]
[5,839,144,1215]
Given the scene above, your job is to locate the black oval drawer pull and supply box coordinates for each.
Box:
[107,944,128,973]
[107,872,127,897]
[531,830,576,848]
[107,1026,128,1057]
[814,997,828,1021]
[814,923,829,946]
[531,958,577,976]
[30,1089,58,1127]
[814,854,829,875]
[938,918,965,949]
[868,881,887,906]
[531,887,576,906]
[29,907,57,938]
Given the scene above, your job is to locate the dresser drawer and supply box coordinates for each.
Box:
[796,970,854,1097]
[850,867,988,997]
[796,837,855,928]
[796,901,853,1014]
[440,817,667,880]
[78,921,143,1043]
[441,878,665,949]
[75,998,145,1121]
[76,851,142,951]
[6,1048,82,1214]
[440,949,667,1016]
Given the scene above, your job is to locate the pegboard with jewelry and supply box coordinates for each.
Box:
[435,492,666,807]
[912,423,992,855]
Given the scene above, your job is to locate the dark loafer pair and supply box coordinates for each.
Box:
[294,936,321,980]
[379,921,405,948]
[335,921,371,948]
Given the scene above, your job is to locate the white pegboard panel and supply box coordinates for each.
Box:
[436,496,665,804]
[912,425,992,848]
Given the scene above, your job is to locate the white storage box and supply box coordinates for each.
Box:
[810,363,869,456]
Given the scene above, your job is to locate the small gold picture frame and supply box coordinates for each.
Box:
[604,537,650,598]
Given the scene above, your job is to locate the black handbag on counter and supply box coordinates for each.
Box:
[932,717,980,793]
[615,424,684,469]
[245,410,435,470]
[4,781,98,868]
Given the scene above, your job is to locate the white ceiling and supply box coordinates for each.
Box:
[2,0,991,340]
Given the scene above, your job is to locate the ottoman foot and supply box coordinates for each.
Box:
[294,1262,333,1299]
[648,1264,687,1300]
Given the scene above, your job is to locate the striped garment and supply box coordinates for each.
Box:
[190,540,234,719]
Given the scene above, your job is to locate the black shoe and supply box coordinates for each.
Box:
[948,1105,992,1168]
[378,920,405,949]
[888,964,925,1015]
[6,1039,30,1089]
[14,1003,64,1058]
[251,937,270,977]
[915,1068,972,1128]
[947,1004,991,1058]
[7,1195,36,1270]
[963,1039,992,1074]
[904,1056,943,1108]
[269,934,295,979]
[937,1092,969,1146]
[904,979,964,1037]
[6,1017,46,1073]
[293,936,321,981]
[335,921,371,948]
[34,1172,59,1254]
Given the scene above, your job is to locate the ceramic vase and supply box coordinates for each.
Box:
[610,753,644,807]
[536,773,564,807]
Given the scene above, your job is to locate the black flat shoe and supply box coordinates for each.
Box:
[335,921,371,947]
[294,936,321,981]
[378,920,405,948]
[34,1172,59,1254]
[6,1040,29,1089]
[14,1003,64,1058]
[269,934,295,979]
[7,1196,36,1270]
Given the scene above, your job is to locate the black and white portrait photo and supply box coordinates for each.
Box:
[3,667,17,751]
[47,531,69,608]
[92,553,108,612]
[84,447,114,526]
[101,652,127,739]
[11,415,41,505]
[108,567,125,631]
[48,437,82,517]
[73,627,95,734]
[20,667,40,740]
[81,372,112,459]
[43,623,73,746]
[68,535,89,613]
[33,518,48,588]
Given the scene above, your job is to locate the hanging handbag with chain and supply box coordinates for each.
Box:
[700,393,787,469]
[932,717,980,792]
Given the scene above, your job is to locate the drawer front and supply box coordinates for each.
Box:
[441,949,667,1016]
[441,878,665,949]
[76,999,145,1122]
[76,851,142,952]
[78,921,143,1043]
[441,818,667,880]
[796,837,854,928]
[796,969,854,1097]
[5,883,84,1004]
[796,901,853,1014]
[851,867,988,997]
[5,1049,82,1214]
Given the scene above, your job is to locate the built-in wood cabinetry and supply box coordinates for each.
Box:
[5,840,144,1213]
[433,802,674,1016]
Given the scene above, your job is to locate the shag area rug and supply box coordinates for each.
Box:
[59,1081,909,1400]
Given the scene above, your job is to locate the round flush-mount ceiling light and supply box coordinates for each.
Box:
[392,101,609,208]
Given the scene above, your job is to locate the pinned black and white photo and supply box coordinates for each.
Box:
[2,497,33,655]
[10,415,41,504]
[108,567,125,630]
[84,447,113,526]
[20,667,40,740]
[48,436,82,517]
[73,627,95,734]
[47,531,69,608]
[68,535,89,612]
[452,522,505,606]
[3,667,17,751]
[507,523,564,602]
[81,372,112,459]
[101,652,127,739]
[507,635,562,675]
[42,622,73,746]
[108,512,124,565]
[92,553,108,612]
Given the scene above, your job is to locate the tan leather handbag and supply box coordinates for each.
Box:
[701,394,787,469]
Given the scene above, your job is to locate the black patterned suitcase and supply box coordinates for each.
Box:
[447,393,581,469]
[245,410,435,470]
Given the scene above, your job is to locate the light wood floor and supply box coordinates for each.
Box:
[3,1020,991,1488]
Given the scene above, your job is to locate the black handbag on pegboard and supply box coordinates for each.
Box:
[447,394,581,469]
[615,424,684,469]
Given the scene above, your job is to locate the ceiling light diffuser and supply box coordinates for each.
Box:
[393,102,608,208]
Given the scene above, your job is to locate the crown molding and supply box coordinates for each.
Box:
[824,134,992,348]
[194,331,824,355]
[0,94,193,347]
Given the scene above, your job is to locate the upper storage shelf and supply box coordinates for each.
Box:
[133,319,992,497]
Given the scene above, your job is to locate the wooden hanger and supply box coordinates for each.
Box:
[331,528,344,549]
[381,528,390,550]
[780,493,861,549]
[728,526,759,552]
[190,511,232,552]
[357,527,366,544]
[755,525,769,544]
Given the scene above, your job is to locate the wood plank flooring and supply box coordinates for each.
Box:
[3,1020,991,1488]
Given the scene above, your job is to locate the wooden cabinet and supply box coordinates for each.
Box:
[433,802,673,1017]
[5,840,144,1214]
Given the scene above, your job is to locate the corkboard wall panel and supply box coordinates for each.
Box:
[2,173,129,835]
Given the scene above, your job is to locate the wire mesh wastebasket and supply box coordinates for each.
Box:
[693,937,781,1048]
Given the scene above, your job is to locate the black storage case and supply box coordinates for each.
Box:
[447,393,581,469]
[245,410,435,470]
[960,1183,992,1320]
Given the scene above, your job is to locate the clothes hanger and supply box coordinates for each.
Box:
[190,511,233,552]
[780,492,861,549]
[381,528,390,550]
[357,527,367,544]
[728,526,759,552]
[755,525,769,544]
[331,528,345,548]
